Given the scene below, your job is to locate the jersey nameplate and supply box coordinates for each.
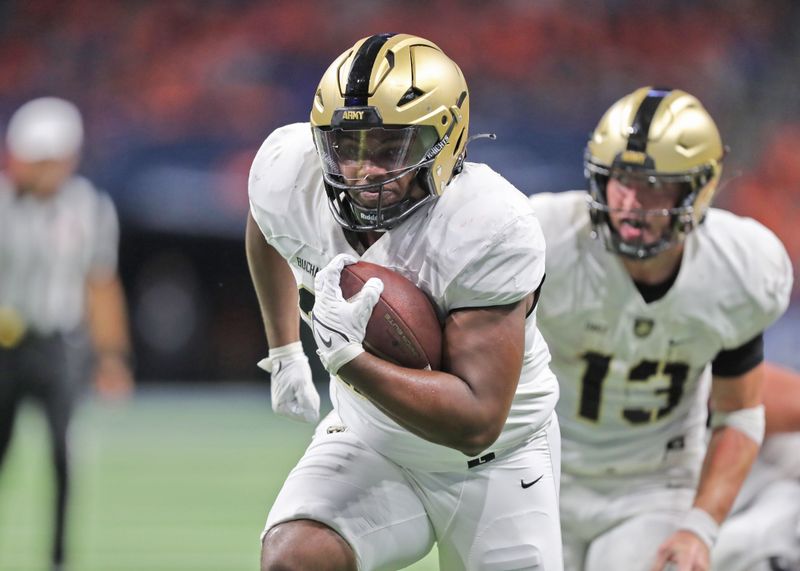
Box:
[295,256,320,277]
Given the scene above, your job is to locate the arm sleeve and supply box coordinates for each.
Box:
[247,123,316,258]
[720,220,793,348]
[443,213,546,310]
[712,333,764,377]
[90,193,120,277]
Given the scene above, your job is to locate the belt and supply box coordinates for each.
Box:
[467,452,496,469]
[466,428,543,469]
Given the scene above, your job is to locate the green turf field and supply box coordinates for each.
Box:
[0,385,439,570]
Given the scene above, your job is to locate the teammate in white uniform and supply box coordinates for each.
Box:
[247,34,562,571]
[530,87,793,571]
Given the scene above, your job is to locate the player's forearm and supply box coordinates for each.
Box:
[695,367,764,521]
[692,426,759,522]
[246,213,301,347]
[86,274,131,358]
[338,353,505,456]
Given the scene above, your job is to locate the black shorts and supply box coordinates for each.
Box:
[0,328,93,429]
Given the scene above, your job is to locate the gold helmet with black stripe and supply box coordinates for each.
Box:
[585,87,724,259]
[311,33,469,231]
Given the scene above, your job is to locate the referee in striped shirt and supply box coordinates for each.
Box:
[0,97,133,571]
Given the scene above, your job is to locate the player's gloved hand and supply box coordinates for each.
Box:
[312,253,383,376]
[258,341,319,423]
[650,528,711,571]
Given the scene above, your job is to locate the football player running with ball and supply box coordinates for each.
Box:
[529,87,793,571]
[247,34,562,571]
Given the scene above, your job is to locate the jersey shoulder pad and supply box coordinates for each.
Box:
[61,174,97,196]
[59,176,107,215]
[528,191,595,306]
[248,123,320,247]
[54,176,119,273]
[701,209,793,347]
[437,163,546,309]
[528,190,591,247]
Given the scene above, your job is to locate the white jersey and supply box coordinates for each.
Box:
[250,122,558,471]
[530,191,793,477]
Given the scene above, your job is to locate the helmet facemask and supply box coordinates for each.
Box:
[586,158,717,259]
[313,120,446,231]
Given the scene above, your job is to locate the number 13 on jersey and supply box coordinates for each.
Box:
[578,351,690,424]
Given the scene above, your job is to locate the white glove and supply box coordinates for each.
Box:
[311,253,383,376]
[258,341,319,423]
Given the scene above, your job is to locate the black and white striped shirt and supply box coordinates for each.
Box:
[0,173,119,335]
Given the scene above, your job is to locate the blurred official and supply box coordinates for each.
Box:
[0,97,133,571]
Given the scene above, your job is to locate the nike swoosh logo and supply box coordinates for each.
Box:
[521,475,544,489]
[312,318,333,349]
[312,314,346,348]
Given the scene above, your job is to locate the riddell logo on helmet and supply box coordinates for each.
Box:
[342,110,365,121]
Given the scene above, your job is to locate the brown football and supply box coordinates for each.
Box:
[340,261,442,370]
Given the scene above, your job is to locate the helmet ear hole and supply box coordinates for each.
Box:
[676,182,694,207]
[453,128,465,156]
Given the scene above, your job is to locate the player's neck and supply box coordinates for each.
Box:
[362,231,382,248]
[621,244,684,285]
[344,229,383,254]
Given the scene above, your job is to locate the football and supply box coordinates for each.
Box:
[340,261,442,370]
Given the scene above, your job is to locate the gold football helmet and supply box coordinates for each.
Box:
[311,33,469,231]
[584,87,724,259]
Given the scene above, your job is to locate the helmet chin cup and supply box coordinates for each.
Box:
[348,193,435,231]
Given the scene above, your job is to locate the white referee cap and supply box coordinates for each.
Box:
[6,97,84,162]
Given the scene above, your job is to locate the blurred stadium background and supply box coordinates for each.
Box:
[0,1,798,569]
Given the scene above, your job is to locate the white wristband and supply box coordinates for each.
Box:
[319,343,364,377]
[679,507,720,550]
[257,341,305,373]
[709,404,765,445]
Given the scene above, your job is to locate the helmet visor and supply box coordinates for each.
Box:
[586,160,714,195]
[313,126,440,187]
